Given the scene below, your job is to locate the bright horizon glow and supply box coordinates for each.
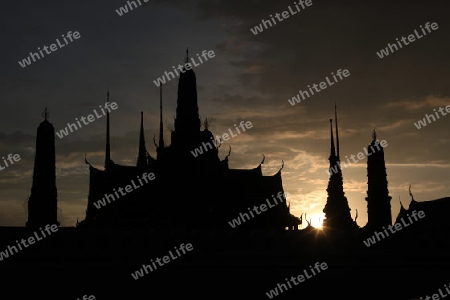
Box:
[308,214,324,229]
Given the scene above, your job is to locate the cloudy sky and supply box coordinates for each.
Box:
[1,0,449,228]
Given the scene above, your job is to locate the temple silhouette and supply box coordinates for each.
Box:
[75,52,301,230]
[25,57,448,234]
[13,51,450,300]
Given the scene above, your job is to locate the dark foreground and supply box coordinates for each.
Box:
[0,227,448,299]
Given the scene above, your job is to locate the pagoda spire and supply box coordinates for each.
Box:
[105,90,111,169]
[329,119,336,160]
[323,107,355,232]
[335,103,340,159]
[365,130,392,230]
[171,48,201,148]
[26,108,59,228]
[158,84,164,149]
[137,111,148,167]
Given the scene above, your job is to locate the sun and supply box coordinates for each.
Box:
[308,214,324,229]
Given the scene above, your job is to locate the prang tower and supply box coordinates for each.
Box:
[365,130,392,230]
[323,105,356,231]
[26,108,59,228]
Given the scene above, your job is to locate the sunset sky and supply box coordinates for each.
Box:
[1,0,449,228]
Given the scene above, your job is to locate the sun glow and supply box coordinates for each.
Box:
[308,214,324,229]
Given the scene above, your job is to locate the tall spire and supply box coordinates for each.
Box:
[323,107,355,232]
[27,109,59,228]
[105,90,111,169]
[335,103,340,159]
[158,84,164,149]
[365,130,392,230]
[137,111,148,167]
[329,119,336,159]
[172,48,201,148]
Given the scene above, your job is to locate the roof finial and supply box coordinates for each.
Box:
[372,128,377,141]
[42,107,50,121]
[203,118,210,130]
[185,47,189,63]
[409,184,414,201]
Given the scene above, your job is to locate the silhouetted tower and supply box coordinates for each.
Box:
[156,84,166,160]
[171,48,201,149]
[323,105,355,231]
[26,108,59,228]
[365,129,392,230]
[137,111,148,167]
[105,90,112,170]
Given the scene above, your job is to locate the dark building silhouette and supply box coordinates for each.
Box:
[323,105,357,231]
[13,69,450,300]
[396,186,450,232]
[365,130,392,231]
[78,52,301,230]
[26,108,59,228]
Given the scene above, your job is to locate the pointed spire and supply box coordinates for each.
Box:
[173,47,201,143]
[105,90,111,169]
[329,119,336,158]
[203,118,210,130]
[158,84,165,149]
[323,111,355,231]
[137,111,148,167]
[335,103,340,159]
[42,107,50,121]
[365,128,392,229]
